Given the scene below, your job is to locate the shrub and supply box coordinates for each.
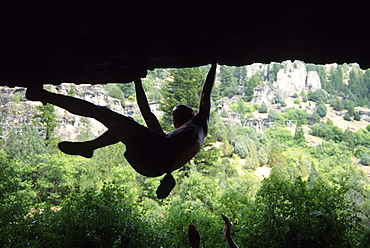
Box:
[239,176,365,247]
[258,102,268,113]
[316,103,327,117]
[354,112,361,121]
[310,123,343,142]
[344,113,352,121]
[360,153,370,165]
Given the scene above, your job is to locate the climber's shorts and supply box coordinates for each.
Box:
[124,123,176,177]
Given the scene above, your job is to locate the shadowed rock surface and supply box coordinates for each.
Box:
[1,0,369,87]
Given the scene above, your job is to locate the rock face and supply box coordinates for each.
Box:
[1,1,369,87]
[250,60,321,104]
[356,107,370,122]
[274,60,308,97]
[0,84,132,142]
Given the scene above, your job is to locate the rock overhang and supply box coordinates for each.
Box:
[1,0,369,87]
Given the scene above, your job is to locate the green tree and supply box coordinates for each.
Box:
[342,128,355,153]
[218,65,239,98]
[315,102,327,117]
[246,73,263,97]
[284,108,308,125]
[328,65,345,94]
[268,145,287,168]
[240,176,364,247]
[310,112,321,124]
[310,123,343,143]
[233,66,247,85]
[364,69,370,97]
[360,153,370,165]
[20,183,153,247]
[354,111,361,121]
[4,125,47,163]
[34,103,58,141]
[344,113,352,121]
[0,151,33,247]
[258,101,268,113]
[243,137,259,170]
[268,63,281,82]
[105,83,125,104]
[331,97,344,111]
[343,99,355,116]
[160,66,207,127]
[229,98,247,119]
[307,89,329,103]
[293,123,305,144]
[348,65,365,97]
[118,82,135,98]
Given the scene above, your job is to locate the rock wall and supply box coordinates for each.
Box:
[249,60,321,104]
[0,84,136,142]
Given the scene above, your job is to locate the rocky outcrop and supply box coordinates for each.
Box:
[274,60,308,97]
[356,107,370,122]
[250,60,321,104]
[0,84,132,142]
[251,84,275,105]
[306,71,321,91]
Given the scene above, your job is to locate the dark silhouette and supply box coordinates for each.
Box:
[188,224,201,248]
[26,64,217,198]
[188,214,238,248]
[222,214,239,248]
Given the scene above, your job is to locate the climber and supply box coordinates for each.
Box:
[26,63,217,198]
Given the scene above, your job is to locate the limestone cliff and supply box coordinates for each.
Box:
[0,84,131,142]
[249,60,321,104]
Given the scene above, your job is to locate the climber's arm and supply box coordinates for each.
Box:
[134,78,165,135]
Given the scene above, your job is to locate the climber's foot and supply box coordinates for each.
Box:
[58,141,93,158]
[156,173,176,199]
[26,86,47,104]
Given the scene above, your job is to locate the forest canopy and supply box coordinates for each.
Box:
[1,62,370,247]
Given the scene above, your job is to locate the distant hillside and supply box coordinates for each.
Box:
[1,60,370,144]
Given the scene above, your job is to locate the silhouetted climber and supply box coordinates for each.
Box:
[187,214,238,248]
[222,214,239,248]
[26,63,217,199]
[188,224,201,248]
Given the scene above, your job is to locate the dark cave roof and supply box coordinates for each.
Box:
[1,0,369,87]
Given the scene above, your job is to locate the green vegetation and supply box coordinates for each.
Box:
[1,63,370,247]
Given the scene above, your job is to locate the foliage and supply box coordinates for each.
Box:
[315,102,327,117]
[310,112,321,124]
[283,108,308,125]
[258,101,268,113]
[0,151,33,247]
[344,113,352,121]
[16,183,155,248]
[245,73,263,97]
[34,103,58,141]
[354,112,361,121]
[307,89,329,103]
[218,65,239,98]
[160,66,207,128]
[360,153,370,166]
[239,176,364,248]
[4,125,47,163]
[331,97,344,111]
[2,64,370,246]
[310,123,343,142]
[294,123,306,144]
[104,83,125,104]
